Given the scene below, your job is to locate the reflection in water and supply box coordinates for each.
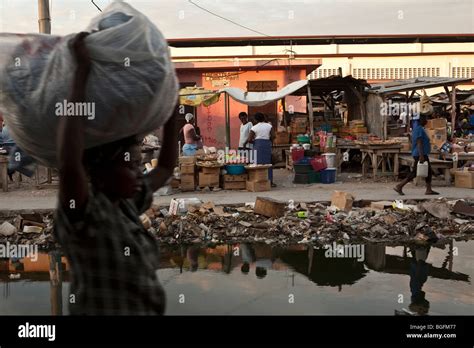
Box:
[0,241,471,315]
[409,245,430,315]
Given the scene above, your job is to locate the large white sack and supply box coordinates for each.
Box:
[0,1,178,167]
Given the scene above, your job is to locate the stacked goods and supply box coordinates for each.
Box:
[222,174,247,190]
[426,118,447,151]
[390,137,410,151]
[349,120,368,134]
[179,156,196,191]
[290,116,308,142]
[0,2,178,167]
[293,156,323,184]
[319,133,337,153]
[245,164,271,192]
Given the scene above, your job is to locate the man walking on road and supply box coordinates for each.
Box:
[394,114,439,196]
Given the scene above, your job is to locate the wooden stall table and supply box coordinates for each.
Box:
[0,156,9,192]
[336,142,360,172]
[285,150,293,171]
[443,152,474,169]
[36,166,58,189]
[399,155,452,185]
[359,142,402,177]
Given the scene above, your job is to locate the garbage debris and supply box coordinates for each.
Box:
[421,200,452,219]
[452,201,474,218]
[330,191,354,213]
[0,198,472,249]
[370,201,393,210]
[254,197,286,218]
[0,221,17,236]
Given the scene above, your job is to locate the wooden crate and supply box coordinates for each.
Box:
[246,180,271,192]
[223,181,246,190]
[223,174,247,182]
[180,164,195,174]
[201,167,221,175]
[248,169,269,182]
[198,173,219,187]
[179,156,196,165]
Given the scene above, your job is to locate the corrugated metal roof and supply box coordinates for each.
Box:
[367,77,473,95]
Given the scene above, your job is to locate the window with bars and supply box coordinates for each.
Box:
[452,67,474,78]
[349,67,441,80]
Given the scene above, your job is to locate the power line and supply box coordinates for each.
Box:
[187,0,271,37]
[91,0,102,12]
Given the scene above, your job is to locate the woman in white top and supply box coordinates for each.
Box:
[248,112,276,187]
[238,112,253,150]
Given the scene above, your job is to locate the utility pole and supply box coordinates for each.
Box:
[38,0,51,34]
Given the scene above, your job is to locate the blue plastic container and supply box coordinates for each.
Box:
[320,168,336,184]
[225,164,246,175]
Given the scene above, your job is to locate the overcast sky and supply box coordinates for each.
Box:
[0,0,473,38]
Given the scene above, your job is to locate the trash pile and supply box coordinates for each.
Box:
[0,195,473,249]
[0,213,55,250]
[146,196,474,246]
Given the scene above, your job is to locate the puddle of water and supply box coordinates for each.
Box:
[0,241,472,315]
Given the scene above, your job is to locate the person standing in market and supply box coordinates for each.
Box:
[181,113,202,156]
[247,112,276,187]
[394,114,439,196]
[238,112,253,150]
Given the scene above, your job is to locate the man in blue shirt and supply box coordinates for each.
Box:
[394,114,439,196]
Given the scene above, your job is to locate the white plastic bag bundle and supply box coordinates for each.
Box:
[0,1,178,167]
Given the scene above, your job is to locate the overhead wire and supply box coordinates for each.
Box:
[187,0,271,37]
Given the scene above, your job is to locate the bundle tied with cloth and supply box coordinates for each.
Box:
[0,1,178,167]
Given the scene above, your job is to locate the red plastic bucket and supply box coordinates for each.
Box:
[310,156,327,172]
[291,148,305,162]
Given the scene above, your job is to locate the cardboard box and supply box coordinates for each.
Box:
[179,156,196,165]
[254,197,286,218]
[201,166,220,175]
[248,169,269,182]
[223,181,246,190]
[454,170,474,189]
[427,118,447,129]
[199,173,219,187]
[246,180,271,192]
[331,191,354,212]
[426,127,447,147]
[180,164,195,174]
[223,174,247,182]
[274,132,290,144]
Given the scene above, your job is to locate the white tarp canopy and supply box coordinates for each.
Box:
[220,79,308,107]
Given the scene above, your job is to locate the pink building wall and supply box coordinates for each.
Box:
[176,68,308,149]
